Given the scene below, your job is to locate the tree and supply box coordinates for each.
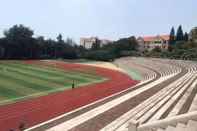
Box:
[3,24,35,58]
[169,27,176,45]
[0,39,5,58]
[184,32,189,41]
[66,38,75,46]
[56,34,64,44]
[0,46,5,58]
[113,36,138,57]
[4,24,34,40]
[152,46,162,52]
[36,36,47,58]
[91,38,100,50]
[45,39,56,58]
[128,36,138,50]
[0,24,81,59]
[84,50,115,61]
[176,25,184,41]
[55,34,65,58]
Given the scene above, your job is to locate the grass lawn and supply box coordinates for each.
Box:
[0,61,106,105]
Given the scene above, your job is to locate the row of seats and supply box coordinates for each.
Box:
[25,58,196,131]
[156,120,197,131]
[102,58,197,131]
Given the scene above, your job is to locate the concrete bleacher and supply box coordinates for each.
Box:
[101,58,197,131]
[138,111,197,131]
[189,94,197,112]
[115,58,157,82]
[101,74,188,130]
[25,57,197,131]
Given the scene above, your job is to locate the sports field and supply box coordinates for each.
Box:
[0,60,137,130]
[0,61,106,105]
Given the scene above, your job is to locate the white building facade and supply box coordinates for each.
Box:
[80,37,112,49]
[80,37,97,49]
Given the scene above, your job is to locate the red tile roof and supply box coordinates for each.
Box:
[141,35,170,42]
[160,35,170,41]
[143,36,156,42]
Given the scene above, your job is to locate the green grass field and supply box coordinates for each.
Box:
[0,61,106,105]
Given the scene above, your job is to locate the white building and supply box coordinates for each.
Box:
[80,37,112,49]
[189,27,197,42]
[80,37,98,49]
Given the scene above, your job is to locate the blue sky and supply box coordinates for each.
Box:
[0,0,196,43]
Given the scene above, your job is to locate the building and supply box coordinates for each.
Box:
[80,37,98,49]
[80,37,112,49]
[189,27,197,42]
[137,35,170,51]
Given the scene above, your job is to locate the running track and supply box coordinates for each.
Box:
[0,61,138,131]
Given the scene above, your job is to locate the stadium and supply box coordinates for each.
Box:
[0,1,197,130]
[0,57,197,131]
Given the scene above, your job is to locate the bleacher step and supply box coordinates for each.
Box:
[189,94,197,112]
[165,126,175,131]
[175,123,186,131]
[186,120,197,131]
[157,128,165,131]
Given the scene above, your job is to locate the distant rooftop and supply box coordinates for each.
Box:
[138,35,170,42]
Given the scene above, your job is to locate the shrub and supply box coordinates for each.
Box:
[84,50,115,61]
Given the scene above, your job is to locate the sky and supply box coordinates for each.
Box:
[0,0,196,43]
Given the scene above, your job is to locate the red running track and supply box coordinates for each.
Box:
[0,61,138,131]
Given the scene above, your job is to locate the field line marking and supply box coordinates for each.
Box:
[0,79,105,105]
[45,74,176,131]
[25,74,161,131]
[25,82,144,130]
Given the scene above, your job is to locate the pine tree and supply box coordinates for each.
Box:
[56,34,63,43]
[169,27,175,45]
[176,25,184,41]
[184,32,189,41]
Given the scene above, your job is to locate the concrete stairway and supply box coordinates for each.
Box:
[101,58,197,131]
[24,57,197,131]
[149,120,197,131]
[138,110,197,131]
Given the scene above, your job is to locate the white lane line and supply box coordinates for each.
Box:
[46,74,175,131]
[0,79,105,105]
[25,77,151,131]
[101,73,184,131]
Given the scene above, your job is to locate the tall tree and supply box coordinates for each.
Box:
[3,24,35,58]
[169,27,175,45]
[56,34,64,44]
[91,43,100,50]
[91,38,100,50]
[66,38,75,46]
[176,25,184,41]
[36,36,46,57]
[55,34,64,58]
[4,24,34,40]
[184,32,189,41]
